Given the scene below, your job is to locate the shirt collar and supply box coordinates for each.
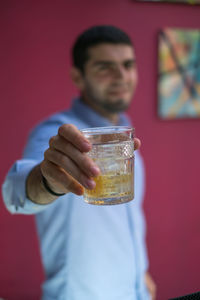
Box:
[71,98,131,128]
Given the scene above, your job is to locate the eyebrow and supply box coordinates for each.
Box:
[93,59,136,66]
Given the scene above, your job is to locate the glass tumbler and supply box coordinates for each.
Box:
[81,126,135,205]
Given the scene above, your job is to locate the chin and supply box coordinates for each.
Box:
[104,99,131,113]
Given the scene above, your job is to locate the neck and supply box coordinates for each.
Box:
[81,95,119,125]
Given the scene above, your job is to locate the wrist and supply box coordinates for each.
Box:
[26,164,61,205]
[41,175,66,197]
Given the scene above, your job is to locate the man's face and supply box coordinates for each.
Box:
[79,43,138,114]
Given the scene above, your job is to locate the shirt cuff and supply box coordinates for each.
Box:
[2,159,51,214]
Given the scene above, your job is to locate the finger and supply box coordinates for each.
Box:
[41,160,84,195]
[44,148,96,189]
[134,138,141,150]
[49,135,100,177]
[145,272,157,300]
[58,124,91,153]
[150,282,156,300]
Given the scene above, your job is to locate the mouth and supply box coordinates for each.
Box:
[108,84,130,95]
[108,90,129,97]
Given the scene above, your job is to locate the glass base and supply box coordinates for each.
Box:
[84,194,134,205]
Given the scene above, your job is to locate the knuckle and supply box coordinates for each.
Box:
[49,136,56,147]
[40,160,54,180]
[58,124,76,136]
[44,149,50,160]
[40,160,46,174]
[58,125,63,136]
[67,123,75,130]
[59,153,67,167]
[58,124,66,136]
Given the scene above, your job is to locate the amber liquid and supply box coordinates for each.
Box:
[84,172,134,205]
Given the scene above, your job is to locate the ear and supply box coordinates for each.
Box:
[70,67,85,90]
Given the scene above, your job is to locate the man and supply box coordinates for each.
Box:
[2,25,156,299]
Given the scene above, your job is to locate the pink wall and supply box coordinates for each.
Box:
[1,1,200,299]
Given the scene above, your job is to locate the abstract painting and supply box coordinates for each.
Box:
[158,28,200,119]
[136,0,200,4]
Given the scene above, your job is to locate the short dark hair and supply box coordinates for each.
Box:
[72,25,133,72]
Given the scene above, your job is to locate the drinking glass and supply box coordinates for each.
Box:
[81,126,135,205]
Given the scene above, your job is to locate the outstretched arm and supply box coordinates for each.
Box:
[2,122,141,213]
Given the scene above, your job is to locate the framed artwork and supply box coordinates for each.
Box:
[158,28,200,119]
[136,0,200,4]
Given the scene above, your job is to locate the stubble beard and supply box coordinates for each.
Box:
[100,98,130,113]
[84,83,132,114]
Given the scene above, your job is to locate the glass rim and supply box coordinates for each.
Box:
[81,126,134,135]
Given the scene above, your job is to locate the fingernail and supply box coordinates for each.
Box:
[76,186,84,195]
[82,141,91,151]
[85,178,96,189]
[90,166,100,176]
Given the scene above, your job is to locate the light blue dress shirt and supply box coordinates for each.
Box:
[2,98,149,300]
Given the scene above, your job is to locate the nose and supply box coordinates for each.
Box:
[113,66,126,79]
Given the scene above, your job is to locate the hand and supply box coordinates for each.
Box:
[134,137,141,150]
[145,271,156,300]
[41,124,141,196]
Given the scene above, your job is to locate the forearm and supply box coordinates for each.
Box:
[26,164,59,205]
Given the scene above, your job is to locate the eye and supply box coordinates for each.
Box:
[95,62,114,72]
[124,61,135,69]
[99,65,109,70]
